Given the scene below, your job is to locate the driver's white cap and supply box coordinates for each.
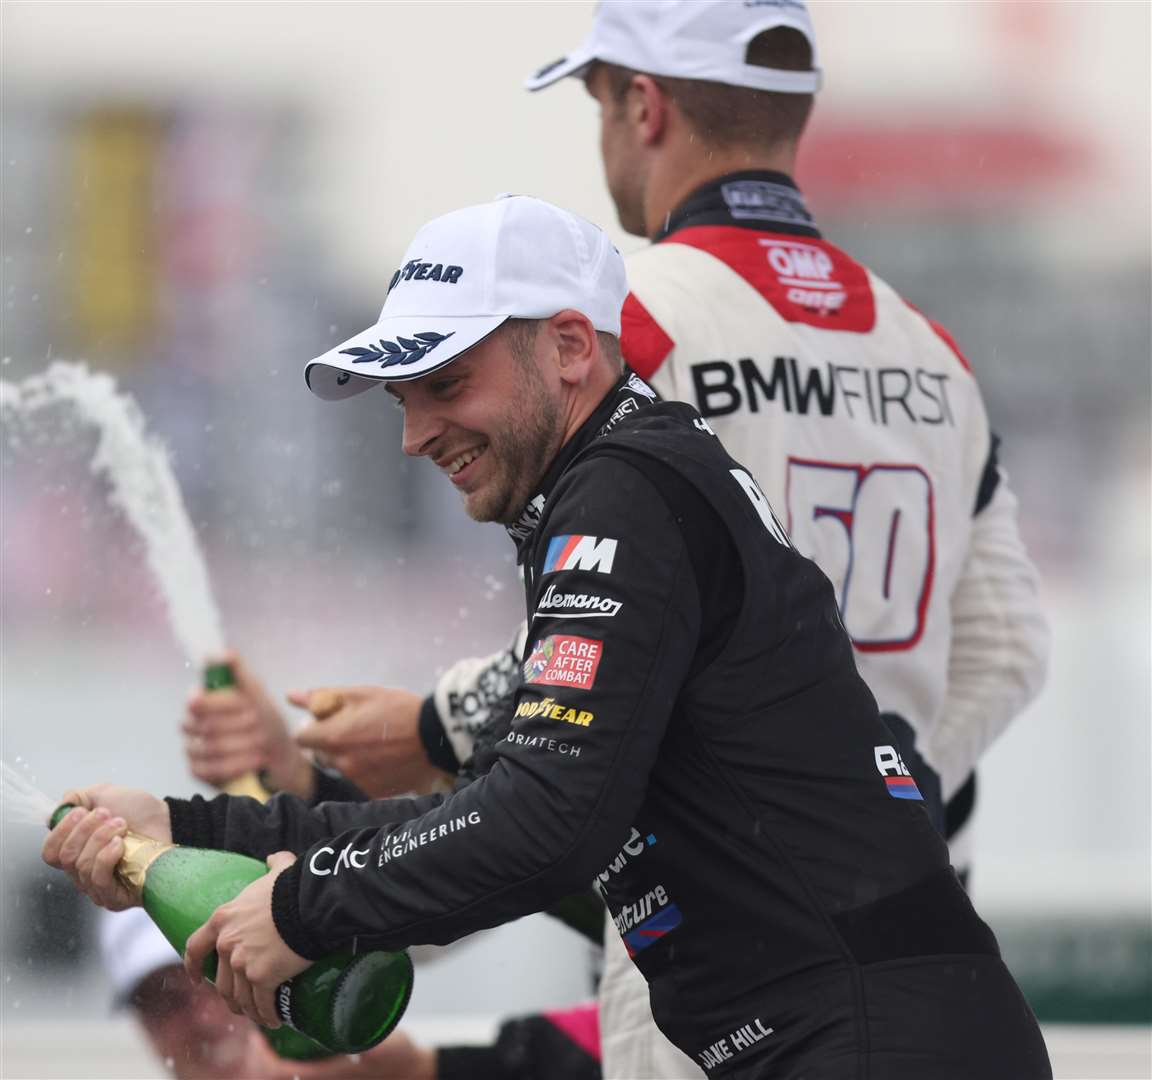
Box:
[526,0,821,95]
[305,195,627,401]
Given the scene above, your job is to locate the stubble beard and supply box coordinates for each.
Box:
[461,377,563,525]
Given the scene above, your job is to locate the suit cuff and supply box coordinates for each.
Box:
[419,694,460,773]
[164,795,218,849]
[310,764,368,806]
[271,858,329,961]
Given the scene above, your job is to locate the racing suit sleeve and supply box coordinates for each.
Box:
[167,453,701,960]
[929,453,1050,800]
[421,623,529,772]
[166,789,453,863]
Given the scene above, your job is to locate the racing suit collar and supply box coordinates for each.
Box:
[505,370,656,555]
[657,170,822,241]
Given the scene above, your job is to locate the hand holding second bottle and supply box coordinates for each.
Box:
[184,850,312,1028]
[185,651,316,799]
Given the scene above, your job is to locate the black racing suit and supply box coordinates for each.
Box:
[167,377,1049,1078]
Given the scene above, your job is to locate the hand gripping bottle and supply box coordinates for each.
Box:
[48,804,413,1056]
[203,661,276,803]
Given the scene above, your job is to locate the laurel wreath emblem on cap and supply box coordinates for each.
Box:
[340,330,456,370]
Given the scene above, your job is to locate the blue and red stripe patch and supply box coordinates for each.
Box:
[884,775,923,800]
[623,903,683,957]
[543,535,586,573]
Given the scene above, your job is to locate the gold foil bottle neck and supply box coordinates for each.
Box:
[220,772,273,802]
[116,830,176,896]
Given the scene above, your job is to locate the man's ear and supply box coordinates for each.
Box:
[628,74,669,148]
[549,311,599,386]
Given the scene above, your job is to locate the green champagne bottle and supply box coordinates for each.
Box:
[48,805,414,1055]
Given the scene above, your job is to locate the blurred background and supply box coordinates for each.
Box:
[2,2,1149,1076]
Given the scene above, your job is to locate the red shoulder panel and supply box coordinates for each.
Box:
[620,293,674,380]
[667,226,876,333]
[903,300,973,373]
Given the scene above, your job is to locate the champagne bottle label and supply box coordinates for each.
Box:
[276,980,297,1028]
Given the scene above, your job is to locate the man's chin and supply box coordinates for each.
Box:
[460,487,504,525]
[460,495,493,524]
[608,185,646,238]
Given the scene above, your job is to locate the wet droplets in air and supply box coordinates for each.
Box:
[0,362,226,665]
[0,759,56,825]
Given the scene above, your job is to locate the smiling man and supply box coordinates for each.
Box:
[46,195,1050,1079]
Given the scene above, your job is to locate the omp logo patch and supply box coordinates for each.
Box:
[523,635,604,690]
[874,744,924,801]
[513,695,595,728]
[542,535,618,574]
[759,238,845,313]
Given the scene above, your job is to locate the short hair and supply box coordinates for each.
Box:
[596,27,815,150]
[503,317,542,367]
[503,318,623,372]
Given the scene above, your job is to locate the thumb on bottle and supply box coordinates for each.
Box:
[307,689,344,720]
[60,788,95,811]
[286,688,344,720]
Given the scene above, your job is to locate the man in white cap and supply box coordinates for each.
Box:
[48,195,1050,1079]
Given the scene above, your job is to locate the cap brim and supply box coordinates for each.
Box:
[524,46,596,92]
[305,314,510,401]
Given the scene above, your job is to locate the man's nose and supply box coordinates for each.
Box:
[401,405,442,458]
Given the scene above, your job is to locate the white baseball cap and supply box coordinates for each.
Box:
[305,195,627,401]
[525,0,821,95]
